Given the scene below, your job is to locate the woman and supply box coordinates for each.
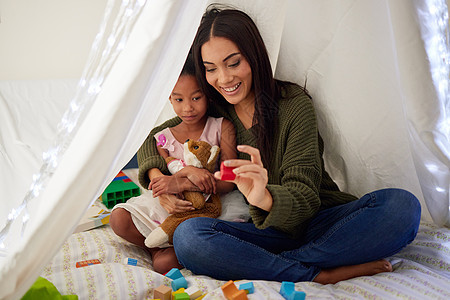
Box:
[140,7,421,284]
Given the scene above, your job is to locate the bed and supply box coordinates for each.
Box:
[41,169,450,300]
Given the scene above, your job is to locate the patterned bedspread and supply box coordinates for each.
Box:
[41,220,449,299]
[40,169,450,299]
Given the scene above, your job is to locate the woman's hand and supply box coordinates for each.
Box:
[215,145,273,211]
[157,193,194,214]
[177,166,217,194]
[149,175,188,197]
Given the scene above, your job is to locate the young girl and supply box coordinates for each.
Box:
[109,52,237,274]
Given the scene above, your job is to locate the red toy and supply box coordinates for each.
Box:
[75,259,101,268]
[220,162,236,181]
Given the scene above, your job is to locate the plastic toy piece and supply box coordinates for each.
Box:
[238,282,254,294]
[75,259,101,268]
[221,280,248,300]
[279,281,306,300]
[172,288,185,299]
[172,277,188,291]
[123,257,137,266]
[174,292,190,300]
[231,290,248,300]
[165,268,183,280]
[185,286,203,299]
[173,288,185,294]
[154,284,172,300]
[74,205,111,233]
[165,268,188,291]
[101,171,141,209]
[220,162,236,181]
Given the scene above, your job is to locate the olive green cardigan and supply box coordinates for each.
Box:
[137,83,357,238]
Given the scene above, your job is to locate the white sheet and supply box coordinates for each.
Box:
[0,79,78,223]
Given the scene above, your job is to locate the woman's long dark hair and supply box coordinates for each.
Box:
[192,6,279,167]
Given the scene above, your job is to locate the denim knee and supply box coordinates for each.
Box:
[387,188,420,219]
[173,217,209,265]
[378,188,421,240]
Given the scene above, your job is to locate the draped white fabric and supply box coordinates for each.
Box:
[0,0,448,298]
[0,0,208,298]
[274,0,450,224]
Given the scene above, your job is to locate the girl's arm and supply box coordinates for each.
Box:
[156,144,169,160]
[149,142,204,195]
[163,118,237,195]
[137,117,181,188]
[148,167,194,214]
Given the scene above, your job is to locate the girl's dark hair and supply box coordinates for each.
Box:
[180,51,196,77]
[192,6,279,167]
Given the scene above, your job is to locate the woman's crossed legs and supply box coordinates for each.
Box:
[173,188,421,283]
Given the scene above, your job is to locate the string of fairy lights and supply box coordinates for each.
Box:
[0,0,146,256]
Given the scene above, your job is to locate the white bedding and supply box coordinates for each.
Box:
[41,170,450,299]
[42,220,450,299]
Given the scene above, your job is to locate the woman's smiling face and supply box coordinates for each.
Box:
[201,36,254,107]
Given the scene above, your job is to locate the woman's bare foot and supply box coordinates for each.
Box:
[313,259,392,284]
[148,247,183,274]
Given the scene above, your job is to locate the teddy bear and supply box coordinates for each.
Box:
[144,139,222,248]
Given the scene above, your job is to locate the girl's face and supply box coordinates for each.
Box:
[169,75,207,125]
[201,36,254,107]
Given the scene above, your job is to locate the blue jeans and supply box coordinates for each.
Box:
[173,188,421,282]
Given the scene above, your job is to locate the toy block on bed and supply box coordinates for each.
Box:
[101,171,141,209]
[75,259,101,268]
[238,282,254,294]
[173,291,190,300]
[280,281,305,300]
[153,284,172,300]
[74,205,111,233]
[185,286,203,299]
[165,268,188,291]
[221,280,248,300]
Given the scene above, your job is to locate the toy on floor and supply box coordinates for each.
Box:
[165,268,188,291]
[75,259,101,268]
[123,257,138,266]
[279,281,306,300]
[144,140,221,248]
[173,288,189,300]
[73,205,111,233]
[238,282,254,294]
[153,284,171,300]
[221,280,248,300]
[101,171,141,209]
[185,286,203,299]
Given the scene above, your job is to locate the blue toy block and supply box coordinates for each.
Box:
[280,281,295,298]
[280,281,305,300]
[165,268,183,280]
[238,282,254,294]
[171,277,188,291]
[290,291,306,300]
